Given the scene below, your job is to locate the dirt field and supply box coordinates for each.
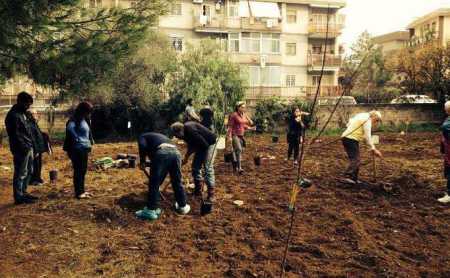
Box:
[0,132,449,277]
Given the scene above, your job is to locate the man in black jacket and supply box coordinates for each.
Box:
[170,121,217,202]
[5,92,38,204]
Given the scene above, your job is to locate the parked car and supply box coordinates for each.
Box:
[390,95,437,104]
[318,96,357,106]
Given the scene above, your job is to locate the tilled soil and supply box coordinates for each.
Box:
[0,132,449,277]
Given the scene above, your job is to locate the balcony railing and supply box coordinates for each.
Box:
[308,54,342,68]
[306,86,341,98]
[193,15,280,32]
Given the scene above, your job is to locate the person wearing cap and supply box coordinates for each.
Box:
[170,121,217,202]
[136,132,190,220]
[438,101,450,204]
[5,91,38,204]
[227,101,255,174]
[341,111,383,184]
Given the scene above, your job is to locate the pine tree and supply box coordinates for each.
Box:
[0,0,166,98]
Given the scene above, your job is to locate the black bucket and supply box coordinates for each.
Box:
[253,155,261,166]
[224,152,233,163]
[49,170,58,183]
[128,158,136,168]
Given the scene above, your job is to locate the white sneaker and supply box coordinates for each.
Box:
[174,202,191,215]
[438,194,450,204]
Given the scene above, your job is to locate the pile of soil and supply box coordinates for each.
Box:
[0,132,449,277]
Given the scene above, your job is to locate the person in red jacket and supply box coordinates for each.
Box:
[439,101,450,204]
[227,101,255,174]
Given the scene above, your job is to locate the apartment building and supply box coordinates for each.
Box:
[373,31,410,55]
[1,0,346,106]
[407,8,450,48]
[155,0,346,104]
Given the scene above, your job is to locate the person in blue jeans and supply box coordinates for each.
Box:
[5,92,38,204]
[170,121,217,202]
[63,102,94,199]
[136,132,190,221]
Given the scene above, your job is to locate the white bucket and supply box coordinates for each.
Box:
[216,137,226,150]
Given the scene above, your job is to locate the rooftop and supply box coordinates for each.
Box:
[407,8,450,29]
[373,31,410,44]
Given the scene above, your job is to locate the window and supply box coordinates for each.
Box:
[287,9,297,24]
[170,37,183,52]
[245,66,281,87]
[242,32,261,53]
[312,75,321,86]
[286,75,296,87]
[228,1,239,17]
[247,66,261,87]
[286,43,296,56]
[229,33,239,52]
[89,0,102,8]
[169,3,182,16]
[261,66,281,86]
[262,33,280,54]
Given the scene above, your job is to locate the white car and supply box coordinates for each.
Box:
[391,95,437,104]
[318,96,357,106]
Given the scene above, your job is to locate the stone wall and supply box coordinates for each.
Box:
[315,104,443,129]
[0,104,444,140]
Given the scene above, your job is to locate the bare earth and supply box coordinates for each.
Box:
[0,132,449,277]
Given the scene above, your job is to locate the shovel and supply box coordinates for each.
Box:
[142,168,166,201]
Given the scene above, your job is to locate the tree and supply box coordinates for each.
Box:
[167,39,245,130]
[341,31,393,103]
[0,0,167,98]
[89,33,178,137]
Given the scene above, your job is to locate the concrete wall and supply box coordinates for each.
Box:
[315,104,443,129]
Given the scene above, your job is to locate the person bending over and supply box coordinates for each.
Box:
[341,111,382,184]
[171,122,217,202]
[136,132,190,221]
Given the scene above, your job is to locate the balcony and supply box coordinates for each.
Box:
[193,15,281,33]
[240,17,281,32]
[305,86,341,98]
[308,14,345,38]
[229,53,282,65]
[308,54,342,71]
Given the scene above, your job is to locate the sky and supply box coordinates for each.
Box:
[340,0,450,49]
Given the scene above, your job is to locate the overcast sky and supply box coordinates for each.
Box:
[340,0,450,49]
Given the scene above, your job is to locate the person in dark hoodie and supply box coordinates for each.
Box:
[286,107,310,165]
[171,121,217,202]
[27,110,50,185]
[439,101,450,204]
[63,102,94,199]
[5,91,38,204]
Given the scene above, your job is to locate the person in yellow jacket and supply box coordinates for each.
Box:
[341,111,383,184]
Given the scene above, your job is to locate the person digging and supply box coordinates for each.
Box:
[438,101,450,204]
[170,122,217,203]
[136,132,191,221]
[341,111,383,184]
